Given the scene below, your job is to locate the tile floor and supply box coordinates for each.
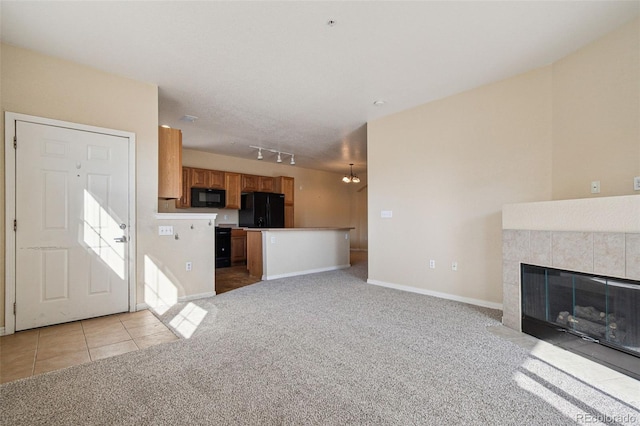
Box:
[0,310,178,384]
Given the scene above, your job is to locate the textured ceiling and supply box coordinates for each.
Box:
[2,1,638,174]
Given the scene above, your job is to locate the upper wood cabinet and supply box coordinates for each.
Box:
[241,174,275,192]
[259,177,274,192]
[209,170,225,189]
[225,172,241,209]
[158,126,182,199]
[176,166,192,209]
[191,168,225,189]
[241,174,259,192]
[275,176,294,206]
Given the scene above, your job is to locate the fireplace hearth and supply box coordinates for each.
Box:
[521,264,639,379]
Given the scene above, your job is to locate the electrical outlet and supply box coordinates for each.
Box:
[634,176,640,191]
[158,225,173,236]
[186,262,192,271]
[451,261,458,271]
[429,260,436,269]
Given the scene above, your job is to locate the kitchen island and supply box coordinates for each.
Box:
[246,228,354,280]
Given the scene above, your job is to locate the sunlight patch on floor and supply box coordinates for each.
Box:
[169,302,208,338]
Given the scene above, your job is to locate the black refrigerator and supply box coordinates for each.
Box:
[239,192,285,228]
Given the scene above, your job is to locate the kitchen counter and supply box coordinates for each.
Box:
[246,227,354,280]
[245,227,354,232]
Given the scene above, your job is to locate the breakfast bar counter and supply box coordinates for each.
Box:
[246,227,353,280]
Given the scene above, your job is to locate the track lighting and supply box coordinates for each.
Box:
[342,163,360,183]
[249,145,295,165]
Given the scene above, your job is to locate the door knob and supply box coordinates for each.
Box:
[114,236,127,243]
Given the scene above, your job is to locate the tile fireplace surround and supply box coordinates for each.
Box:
[502,195,640,331]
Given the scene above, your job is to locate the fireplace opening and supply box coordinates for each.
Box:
[521,264,640,380]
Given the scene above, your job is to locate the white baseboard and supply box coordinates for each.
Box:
[366,279,503,311]
[135,303,150,311]
[136,292,216,313]
[178,292,216,302]
[265,264,351,281]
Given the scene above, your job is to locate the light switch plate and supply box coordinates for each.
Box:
[158,225,174,236]
[381,210,393,218]
[634,176,640,191]
[590,181,600,194]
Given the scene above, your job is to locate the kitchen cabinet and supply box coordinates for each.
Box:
[242,174,275,192]
[209,170,225,189]
[275,176,294,205]
[284,205,294,228]
[275,176,295,227]
[241,174,259,192]
[176,166,192,208]
[225,172,241,209]
[191,168,225,189]
[231,228,247,265]
[158,126,182,199]
[246,231,263,278]
[259,177,274,192]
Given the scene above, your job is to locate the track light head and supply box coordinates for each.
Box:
[249,146,295,165]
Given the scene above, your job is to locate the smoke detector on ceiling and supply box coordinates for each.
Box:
[180,115,198,123]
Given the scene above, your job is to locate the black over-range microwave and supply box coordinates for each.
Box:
[191,187,226,208]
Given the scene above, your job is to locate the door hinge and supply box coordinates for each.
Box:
[14,219,17,232]
[13,302,16,315]
[13,136,17,149]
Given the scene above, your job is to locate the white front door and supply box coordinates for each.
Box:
[15,120,130,330]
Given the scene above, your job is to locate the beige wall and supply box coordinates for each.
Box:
[162,148,368,249]
[367,18,639,306]
[0,44,162,328]
[552,18,639,199]
[0,44,368,331]
[368,67,553,305]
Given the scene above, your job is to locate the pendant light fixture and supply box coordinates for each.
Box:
[342,163,360,183]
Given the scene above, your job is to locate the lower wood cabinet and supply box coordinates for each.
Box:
[231,228,247,265]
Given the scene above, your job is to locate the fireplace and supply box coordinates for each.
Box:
[521,264,640,379]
